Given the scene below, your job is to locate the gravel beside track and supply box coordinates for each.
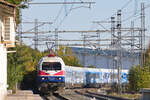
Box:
[59,89,92,100]
[74,89,136,100]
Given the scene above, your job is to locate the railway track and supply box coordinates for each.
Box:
[41,88,136,100]
[39,88,138,100]
[75,90,109,100]
[86,91,136,100]
[53,93,70,100]
[41,89,94,100]
[75,90,135,100]
[41,93,70,100]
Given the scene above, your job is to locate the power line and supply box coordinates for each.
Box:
[28,2,95,5]
[53,5,64,25]
[18,28,142,34]
[121,0,133,10]
[95,0,135,24]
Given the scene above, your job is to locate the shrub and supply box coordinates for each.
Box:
[128,65,150,92]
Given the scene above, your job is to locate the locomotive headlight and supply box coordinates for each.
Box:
[56,77,62,80]
[42,78,45,80]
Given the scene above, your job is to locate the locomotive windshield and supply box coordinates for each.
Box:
[42,62,61,70]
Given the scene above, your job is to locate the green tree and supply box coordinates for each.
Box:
[128,65,150,92]
[7,44,43,90]
[7,45,25,89]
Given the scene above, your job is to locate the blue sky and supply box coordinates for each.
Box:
[21,0,150,51]
[22,0,140,29]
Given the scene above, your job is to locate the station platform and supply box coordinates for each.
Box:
[6,90,42,100]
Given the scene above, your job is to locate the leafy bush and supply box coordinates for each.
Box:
[128,65,150,92]
[7,44,44,90]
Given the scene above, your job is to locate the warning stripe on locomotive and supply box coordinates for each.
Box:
[39,70,65,76]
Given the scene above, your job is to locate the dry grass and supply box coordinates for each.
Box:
[109,93,141,99]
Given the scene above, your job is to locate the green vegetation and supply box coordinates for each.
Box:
[128,44,150,92]
[128,65,150,92]
[7,44,44,90]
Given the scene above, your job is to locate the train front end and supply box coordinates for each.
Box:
[37,55,65,93]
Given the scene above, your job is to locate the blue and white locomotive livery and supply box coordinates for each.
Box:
[37,54,128,92]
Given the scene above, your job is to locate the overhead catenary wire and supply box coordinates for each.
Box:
[27,1,95,5]
[53,0,93,29]
[57,0,75,28]
[97,0,134,23]
[121,0,133,10]
[22,0,95,30]
[52,5,64,25]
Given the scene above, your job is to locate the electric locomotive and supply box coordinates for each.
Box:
[37,53,65,93]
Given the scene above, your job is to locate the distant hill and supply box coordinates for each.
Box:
[70,47,140,69]
[70,47,140,57]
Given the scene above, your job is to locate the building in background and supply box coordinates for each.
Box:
[0,1,16,100]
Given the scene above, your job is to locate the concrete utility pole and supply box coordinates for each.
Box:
[117,9,122,94]
[131,21,135,66]
[55,28,58,53]
[34,19,38,50]
[140,3,145,67]
[111,16,115,84]
[130,21,135,67]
